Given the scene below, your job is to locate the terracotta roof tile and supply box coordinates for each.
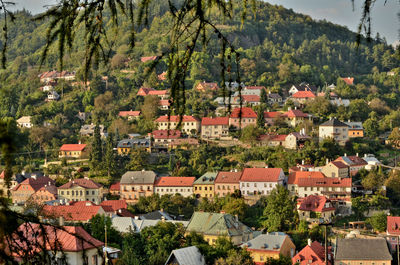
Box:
[42,203,104,222]
[58,178,102,189]
[230,107,257,118]
[240,168,283,182]
[387,216,400,235]
[292,241,332,265]
[288,171,325,184]
[119,110,141,117]
[154,176,196,187]
[215,171,242,184]
[284,109,309,118]
[59,144,87,152]
[110,182,120,191]
[155,115,199,122]
[151,130,181,139]
[241,95,260,102]
[201,117,229,126]
[100,200,127,211]
[141,56,157,63]
[263,111,282,118]
[298,195,335,212]
[292,91,316,98]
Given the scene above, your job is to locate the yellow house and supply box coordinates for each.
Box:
[59,144,88,159]
[345,121,364,138]
[242,233,296,263]
[185,212,254,245]
[57,177,103,204]
[193,172,217,199]
[117,139,151,155]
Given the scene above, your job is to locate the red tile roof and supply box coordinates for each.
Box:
[230,107,257,118]
[100,200,127,211]
[292,241,331,265]
[263,111,282,118]
[215,171,242,183]
[155,115,199,122]
[154,176,196,187]
[341,77,354,85]
[201,117,229,126]
[240,168,283,182]
[12,176,55,192]
[42,203,104,222]
[296,177,351,188]
[330,161,349,169]
[258,134,287,142]
[109,182,120,191]
[241,95,260,103]
[137,87,155,96]
[59,144,87,152]
[58,178,102,189]
[148,90,168,96]
[159,100,170,106]
[196,82,219,91]
[284,109,309,118]
[119,110,141,117]
[158,72,167,81]
[9,223,103,254]
[335,156,368,166]
[298,195,335,212]
[151,130,182,139]
[387,216,400,235]
[141,56,157,63]
[288,171,325,185]
[292,91,316,98]
[245,86,266,90]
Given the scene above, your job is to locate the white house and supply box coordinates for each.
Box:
[48,90,60,101]
[239,168,285,196]
[154,176,195,197]
[16,116,33,128]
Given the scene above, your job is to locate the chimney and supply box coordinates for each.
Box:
[308,238,312,246]
[302,160,305,165]
[295,106,297,110]
[356,153,359,157]
[326,159,329,165]
[265,165,269,168]
[59,216,65,226]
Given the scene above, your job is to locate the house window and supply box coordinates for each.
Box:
[92,255,98,265]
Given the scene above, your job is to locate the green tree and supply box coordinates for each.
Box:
[256,107,265,129]
[366,212,387,232]
[84,214,121,248]
[90,123,103,172]
[264,255,292,265]
[240,125,262,145]
[104,132,116,178]
[260,88,267,104]
[262,185,297,232]
[126,148,149,171]
[142,95,159,121]
[388,127,400,149]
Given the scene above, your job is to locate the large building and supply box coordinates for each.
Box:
[154,176,195,197]
[239,168,285,197]
[120,171,157,203]
[293,240,332,265]
[319,119,349,146]
[59,144,88,159]
[155,116,200,135]
[193,172,217,199]
[334,155,367,176]
[229,107,257,129]
[297,195,335,222]
[185,212,253,245]
[201,117,230,139]
[214,171,242,197]
[57,178,103,204]
[11,176,55,204]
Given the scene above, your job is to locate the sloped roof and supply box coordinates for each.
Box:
[117,138,150,148]
[230,107,257,118]
[284,109,309,118]
[319,119,349,127]
[120,171,157,185]
[12,176,55,192]
[215,171,242,184]
[155,176,196,187]
[344,121,363,129]
[186,212,252,237]
[245,86,266,90]
[112,217,137,233]
[100,200,127,211]
[287,171,325,185]
[335,156,367,166]
[263,111,282,118]
[159,100,170,106]
[9,223,103,254]
[59,144,87,152]
[109,182,120,191]
[42,203,104,222]
[193,172,218,185]
[258,134,287,142]
[240,168,283,182]
[119,110,141,117]
[293,241,331,265]
[35,184,58,195]
[341,77,354,85]
[58,178,102,189]
[148,90,168,95]
[330,161,349,169]
[298,195,335,212]
[201,117,229,126]
[335,238,392,261]
[387,216,400,235]
[296,177,351,188]
[155,115,199,122]
[166,246,206,265]
[139,210,173,220]
[16,116,31,124]
[137,87,154,96]
[242,232,289,251]
[151,130,181,139]
[141,56,157,62]
[241,95,260,102]
[292,91,316,98]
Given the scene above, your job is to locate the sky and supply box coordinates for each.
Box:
[10,0,400,44]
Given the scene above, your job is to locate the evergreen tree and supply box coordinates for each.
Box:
[260,88,267,104]
[104,132,115,178]
[90,123,103,171]
[256,107,265,129]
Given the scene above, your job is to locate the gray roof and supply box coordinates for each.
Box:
[335,238,392,261]
[344,121,363,129]
[193,172,218,185]
[320,119,349,127]
[133,219,189,233]
[241,232,289,251]
[120,171,157,185]
[112,216,189,233]
[165,246,205,265]
[117,138,150,148]
[139,210,173,220]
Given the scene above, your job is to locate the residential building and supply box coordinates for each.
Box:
[335,238,392,265]
[119,110,141,120]
[8,223,103,265]
[241,95,260,106]
[297,195,335,222]
[291,90,316,105]
[386,216,400,252]
[38,70,76,83]
[112,216,188,234]
[288,83,317,96]
[345,121,364,138]
[239,168,285,197]
[155,116,201,135]
[340,77,354,85]
[47,90,60,101]
[16,116,33,128]
[267,92,283,105]
[363,154,382,170]
[169,138,199,149]
[150,130,182,148]
[193,172,217,199]
[30,184,57,204]
[283,109,312,127]
[136,87,169,99]
[100,200,128,213]
[287,171,325,195]
[263,111,282,126]
[80,124,106,137]
[117,138,150,155]
[165,246,206,265]
[319,119,349,146]
[285,131,311,150]
[195,81,219,92]
[330,98,350,107]
[320,161,349,178]
[229,107,257,129]
[58,178,103,204]
[201,117,229,139]
[137,87,155,96]
[120,171,157,203]
[154,176,195,197]
[59,144,88,159]
[0,170,18,195]
[214,171,242,197]
[242,232,296,263]
[334,155,367,176]
[11,176,55,204]
[293,240,332,265]
[258,134,287,147]
[185,212,253,245]
[159,99,170,110]
[42,201,106,223]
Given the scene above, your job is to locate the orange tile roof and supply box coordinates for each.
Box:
[240,168,283,182]
[42,203,103,222]
[230,107,257,118]
[330,161,349,169]
[59,144,87,152]
[245,86,266,90]
[137,87,155,96]
[148,90,168,95]
[284,109,309,118]
[154,176,196,187]
[100,200,127,211]
[141,56,157,62]
[241,95,260,102]
[287,171,325,184]
[298,195,335,212]
[292,91,316,98]
[263,111,282,118]
[258,134,287,142]
[215,171,242,183]
[296,177,351,188]
[159,100,170,106]
[151,130,181,139]
[58,178,102,189]
[119,110,141,117]
[155,115,199,122]
[341,77,354,85]
[201,117,229,126]
[292,241,332,265]
[387,216,400,235]
[110,182,120,191]
[12,176,55,192]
